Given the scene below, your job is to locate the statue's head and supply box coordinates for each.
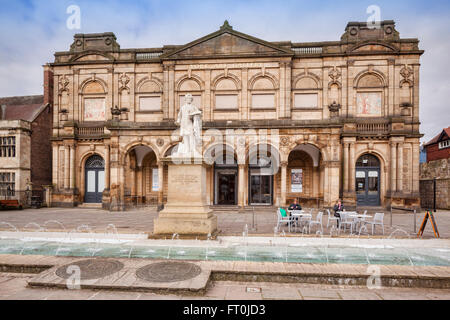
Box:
[185,94,193,104]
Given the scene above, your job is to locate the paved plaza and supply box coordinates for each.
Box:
[0,207,448,239]
[0,274,449,300]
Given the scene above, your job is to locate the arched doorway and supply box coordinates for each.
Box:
[356,154,381,206]
[84,155,105,203]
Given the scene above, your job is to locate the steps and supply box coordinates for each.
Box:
[77,203,103,209]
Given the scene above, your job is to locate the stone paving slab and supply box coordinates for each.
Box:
[27,257,211,295]
[1,207,449,239]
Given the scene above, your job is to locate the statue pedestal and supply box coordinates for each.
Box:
[153,157,218,237]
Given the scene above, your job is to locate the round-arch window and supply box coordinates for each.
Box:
[85,155,105,169]
[356,154,380,167]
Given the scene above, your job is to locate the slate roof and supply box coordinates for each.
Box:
[0,95,45,122]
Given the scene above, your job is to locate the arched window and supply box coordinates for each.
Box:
[356,154,380,167]
[213,78,239,111]
[177,78,203,113]
[82,80,107,121]
[250,76,277,110]
[293,76,320,109]
[356,73,385,117]
[137,79,163,112]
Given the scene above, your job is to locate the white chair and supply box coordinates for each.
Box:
[364,212,385,235]
[309,212,323,234]
[339,212,355,234]
[327,209,339,228]
[298,209,312,232]
[276,208,292,233]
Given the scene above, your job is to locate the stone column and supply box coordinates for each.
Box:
[397,142,403,193]
[241,68,249,121]
[280,161,288,206]
[238,164,246,207]
[105,144,110,190]
[163,65,169,119]
[390,142,397,192]
[52,144,59,187]
[343,143,349,192]
[69,144,76,189]
[168,65,175,120]
[64,144,70,189]
[412,142,420,193]
[136,167,143,202]
[349,143,356,192]
[158,162,164,205]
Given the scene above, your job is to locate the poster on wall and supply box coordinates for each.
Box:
[291,169,303,193]
[356,92,382,116]
[152,168,159,192]
[84,98,106,121]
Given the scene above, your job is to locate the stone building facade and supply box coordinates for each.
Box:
[47,20,423,210]
[0,94,53,205]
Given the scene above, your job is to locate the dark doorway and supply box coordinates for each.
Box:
[84,155,105,203]
[356,154,381,206]
[249,173,273,205]
[216,172,237,205]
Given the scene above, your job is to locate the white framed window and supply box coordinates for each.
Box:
[139,96,161,112]
[251,93,275,109]
[294,93,318,109]
[439,140,450,149]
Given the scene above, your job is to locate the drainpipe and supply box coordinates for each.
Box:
[1,105,6,120]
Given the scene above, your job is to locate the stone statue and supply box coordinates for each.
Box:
[173,94,202,157]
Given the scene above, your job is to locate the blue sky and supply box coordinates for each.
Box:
[0,0,449,142]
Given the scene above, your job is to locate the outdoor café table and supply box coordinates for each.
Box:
[289,210,313,232]
[347,213,373,233]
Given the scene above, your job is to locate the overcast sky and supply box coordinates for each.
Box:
[0,0,448,143]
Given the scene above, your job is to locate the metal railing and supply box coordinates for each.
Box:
[390,206,418,233]
[136,52,163,60]
[0,189,44,209]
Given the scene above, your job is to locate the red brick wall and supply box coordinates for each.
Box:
[30,66,54,190]
[426,143,450,162]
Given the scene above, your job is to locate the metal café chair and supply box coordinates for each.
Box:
[309,211,324,234]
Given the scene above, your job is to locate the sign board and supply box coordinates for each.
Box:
[417,211,440,238]
[291,169,303,193]
[152,168,159,191]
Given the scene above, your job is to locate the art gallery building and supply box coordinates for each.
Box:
[46,20,423,210]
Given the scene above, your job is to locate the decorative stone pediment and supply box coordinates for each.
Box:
[161,21,293,60]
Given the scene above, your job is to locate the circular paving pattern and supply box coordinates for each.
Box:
[136,262,202,283]
[55,259,124,280]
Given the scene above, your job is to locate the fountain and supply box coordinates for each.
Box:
[0,222,19,232]
[43,220,66,232]
[167,233,179,259]
[205,233,212,261]
[22,222,44,232]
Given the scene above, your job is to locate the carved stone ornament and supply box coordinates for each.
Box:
[280,136,290,147]
[156,138,165,147]
[328,101,341,113]
[329,67,341,82]
[118,73,130,91]
[400,65,413,80]
[58,75,70,93]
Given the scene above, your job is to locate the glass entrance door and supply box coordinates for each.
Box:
[84,155,105,203]
[249,174,273,205]
[356,169,380,206]
[216,172,237,205]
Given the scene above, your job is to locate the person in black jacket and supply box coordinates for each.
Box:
[333,199,344,227]
[288,199,302,226]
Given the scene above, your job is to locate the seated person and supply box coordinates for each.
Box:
[288,199,302,225]
[333,199,344,227]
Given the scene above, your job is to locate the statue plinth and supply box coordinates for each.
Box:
[153,156,218,237]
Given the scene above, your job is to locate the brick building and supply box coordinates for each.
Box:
[424,127,450,162]
[0,70,53,205]
[47,20,423,210]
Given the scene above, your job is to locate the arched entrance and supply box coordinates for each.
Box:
[356,154,381,206]
[84,155,105,203]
